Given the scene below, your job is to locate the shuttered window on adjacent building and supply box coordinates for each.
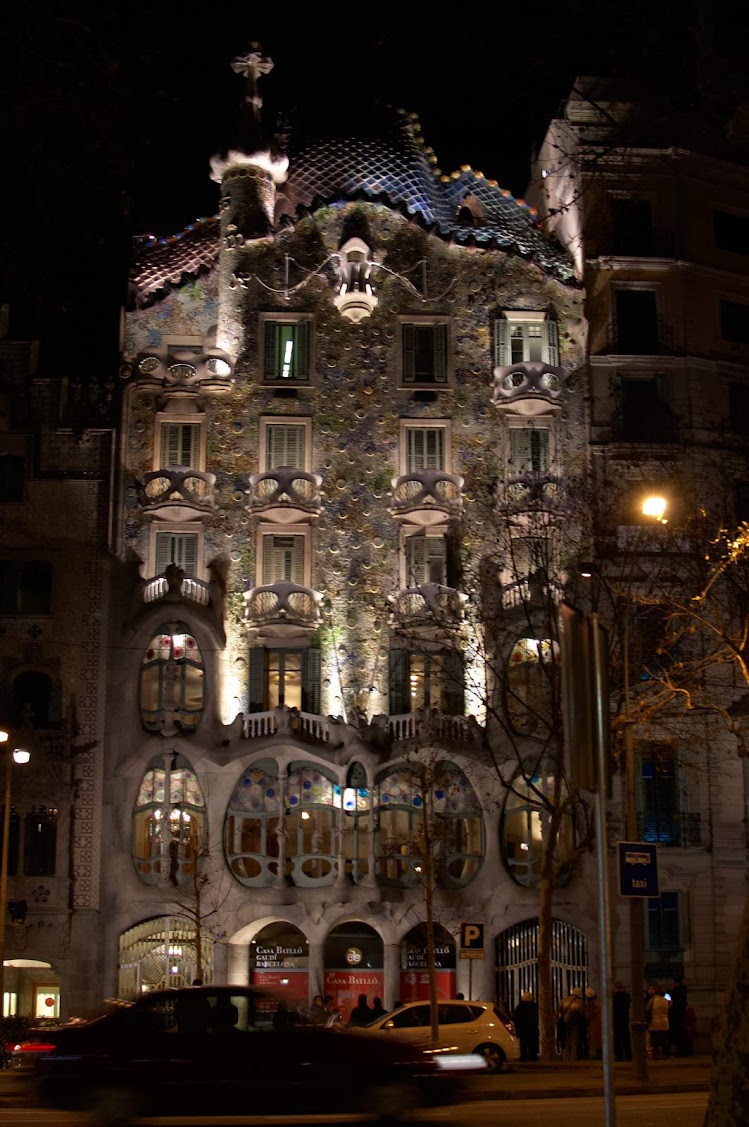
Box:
[406,427,445,472]
[647,891,682,950]
[262,534,305,584]
[264,320,310,381]
[160,423,201,468]
[265,424,307,470]
[402,323,448,384]
[154,532,199,575]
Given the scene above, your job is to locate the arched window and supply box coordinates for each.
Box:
[24,807,58,875]
[139,625,204,733]
[335,761,371,884]
[285,762,337,886]
[376,760,483,888]
[224,760,281,887]
[11,670,59,729]
[505,637,558,736]
[133,754,206,887]
[502,770,575,888]
[118,916,215,999]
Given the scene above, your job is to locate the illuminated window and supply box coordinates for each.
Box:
[139,626,205,733]
[224,759,281,887]
[376,761,483,888]
[389,650,464,716]
[496,314,559,366]
[285,762,338,886]
[133,754,206,887]
[262,317,312,382]
[502,771,574,888]
[248,647,320,714]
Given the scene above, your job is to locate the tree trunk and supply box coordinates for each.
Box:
[537,856,556,1062]
[422,779,439,1044]
[704,894,749,1125]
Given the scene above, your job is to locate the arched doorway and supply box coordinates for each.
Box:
[249,922,309,1015]
[399,923,456,1003]
[117,916,215,999]
[495,918,588,1012]
[323,922,383,1022]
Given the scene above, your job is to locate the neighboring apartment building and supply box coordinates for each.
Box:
[0,305,114,1020]
[530,77,749,1035]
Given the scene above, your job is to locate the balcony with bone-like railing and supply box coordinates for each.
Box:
[492,361,565,416]
[389,582,467,628]
[389,469,464,525]
[244,581,323,635]
[141,468,216,521]
[496,472,567,524]
[388,709,483,746]
[246,468,324,524]
[244,705,332,742]
[142,563,211,608]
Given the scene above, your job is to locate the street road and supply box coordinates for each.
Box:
[0,1090,708,1127]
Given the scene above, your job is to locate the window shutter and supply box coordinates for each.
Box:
[248,647,267,713]
[532,430,550,472]
[161,425,179,468]
[293,321,309,379]
[267,424,306,469]
[292,535,305,584]
[180,534,198,574]
[426,428,444,469]
[433,323,448,383]
[427,537,447,584]
[264,321,278,379]
[402,323,415,383]
[262,536,274,584]
[509,429,533,471]
[302,647,321,715]
[406,534,427,586]
[389,649,410,715]
[407,428,424,472]
[545,320,559,366]
[495,318,509,365]
[443,650,465,717]
[155,533,173,574]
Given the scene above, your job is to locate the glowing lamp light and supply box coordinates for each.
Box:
[12,750,30,765]
[642,495,667,522]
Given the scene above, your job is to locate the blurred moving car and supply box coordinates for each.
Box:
[358,999,520,1073]
[17,985,482,1124]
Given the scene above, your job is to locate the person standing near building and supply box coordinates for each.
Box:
[646,987,671,1059]
[584,988,602,1060]
[669,975,689,1057]
[612,981,632,1061]
[347,993,374,1027]
[512,991,539,1062]
[558,987,586,1060]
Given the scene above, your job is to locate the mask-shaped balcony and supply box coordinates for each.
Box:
[246,468,323,524]
[492,361,565,416]
[389,470,464,526]
[389,583,467,628]
[496,472,567,524]
[141,468,216,522]
[244,581,323,637]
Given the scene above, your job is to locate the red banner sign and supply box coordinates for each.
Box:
[323,970,385,1023]
[398,969,456,1004]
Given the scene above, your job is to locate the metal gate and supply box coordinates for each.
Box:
[495,917,588,1011]
[118,915,214,999]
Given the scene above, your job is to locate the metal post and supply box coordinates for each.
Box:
[591,614,617,1127]
[0,748,12,1015]
[623,611,649,1081]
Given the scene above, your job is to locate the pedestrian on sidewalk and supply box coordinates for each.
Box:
[646,987,671,1059]
[585,988,602,1060]
[513,991,539,1062]
[612,981,632,1061]
[669,975,690,1057]
[558,987,586,1060]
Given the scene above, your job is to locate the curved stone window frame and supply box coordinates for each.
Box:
[224,758,281,888]
[501,768,575,888]
[285,762,338,887]
[505,636,559,737]
[133,753,206,887]
[139,624,205,734]
[376,760,484,889]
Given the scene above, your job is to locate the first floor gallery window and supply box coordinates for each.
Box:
[133,754,206,887]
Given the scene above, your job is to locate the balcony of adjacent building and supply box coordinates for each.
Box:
[600,291,677,358]
[246,468,323,523]
[389,469,464,525]
[244,581,324,637]
[140,468,216,521]
[610,376,681,445]
[637,812,702,848]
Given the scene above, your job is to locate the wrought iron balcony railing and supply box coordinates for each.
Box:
[246,468,323,522]
[389,470,464,524]
[637,812,702,847]
[244,582,323,633]
[141,468,216,521]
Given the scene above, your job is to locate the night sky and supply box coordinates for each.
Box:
[2,2,746,379]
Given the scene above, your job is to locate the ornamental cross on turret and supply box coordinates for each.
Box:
[230,44,274,126]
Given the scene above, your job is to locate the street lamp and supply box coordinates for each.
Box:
[0,729,30,1018]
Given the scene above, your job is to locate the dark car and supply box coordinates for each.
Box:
[21,985,479,1124]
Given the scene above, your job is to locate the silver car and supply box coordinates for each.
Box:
[361,999,520,1073]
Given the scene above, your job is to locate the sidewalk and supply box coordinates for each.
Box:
[462,1055,712,1101]
[0,1056,713,1108]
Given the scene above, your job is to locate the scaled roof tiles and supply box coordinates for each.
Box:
[130,113,575,306]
